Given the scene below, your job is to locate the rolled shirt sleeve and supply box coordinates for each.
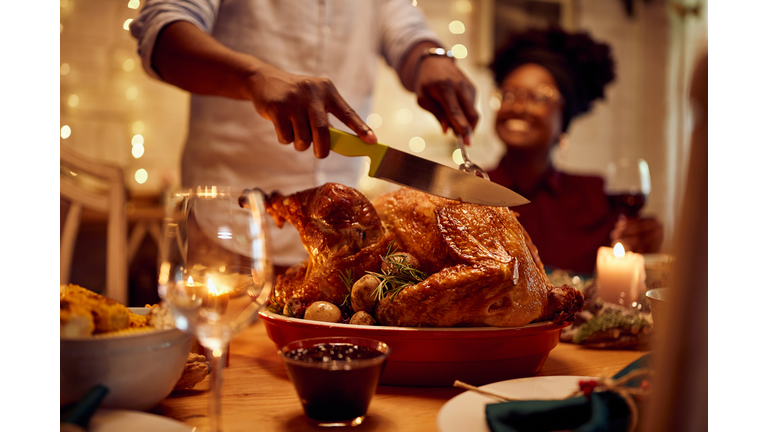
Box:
[377,0,443,73]
[129,0,220,80]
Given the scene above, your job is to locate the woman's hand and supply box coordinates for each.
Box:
[610,215,664,253]
[248,64,377,158]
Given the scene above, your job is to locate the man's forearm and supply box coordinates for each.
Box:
[151,20,264,101]
[397,40,442,92]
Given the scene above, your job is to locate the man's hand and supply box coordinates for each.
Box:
[414,56,479,142]
[247,64,377,158]
[610,215,664,254]
[152,21,376,159]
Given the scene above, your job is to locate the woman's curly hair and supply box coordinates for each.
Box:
[491,27,616,129]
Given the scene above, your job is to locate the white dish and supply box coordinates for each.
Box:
[88,409,193,432]
[436,375,589,432]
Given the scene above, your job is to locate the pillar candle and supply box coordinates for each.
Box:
[596,243,646,306]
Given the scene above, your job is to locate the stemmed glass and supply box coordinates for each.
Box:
[604,158,652,217]
[158,186,273,432]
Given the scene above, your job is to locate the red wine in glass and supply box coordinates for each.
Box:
[604,158,651,218]
[606,193,647,217]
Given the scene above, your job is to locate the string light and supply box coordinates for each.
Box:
[456,0,472,13]
[61,125,72,139]
[408,137,425,153]
[132,121,145,134]
[366,113,383,129]
[452,149,463,165]
[359,175,376,192]
[135,169,148,184]
[60,63,70,76]
[451,44,468,59]
[396,108,413,124]
[128,0,140,9]
[68,94,79,107]
[132,144,145,158]
[123,19,133,30]
[449,20,465,34]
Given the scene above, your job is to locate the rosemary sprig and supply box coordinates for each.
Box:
[367,242,427,301]
[338,269,355,308]
[265,288,285,315]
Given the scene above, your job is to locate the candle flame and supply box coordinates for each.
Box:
[187,276,194,287]
[208,278,218,294]
[613,243,626,258]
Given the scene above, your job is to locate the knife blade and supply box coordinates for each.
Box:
[329,128,529,207]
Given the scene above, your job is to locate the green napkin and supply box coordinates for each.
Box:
[485,354,651,432]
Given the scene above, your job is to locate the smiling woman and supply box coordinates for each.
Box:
[485,27,663,274]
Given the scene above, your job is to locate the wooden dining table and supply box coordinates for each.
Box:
[149,321,649,432]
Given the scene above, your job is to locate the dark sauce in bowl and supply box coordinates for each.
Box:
[280,339,390,424]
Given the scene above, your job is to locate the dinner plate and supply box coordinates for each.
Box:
[88,409,193,432]
[436,375,589,432]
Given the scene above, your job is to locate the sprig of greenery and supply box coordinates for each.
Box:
[573,308,650,343]
[338,269,355,308]
[367,241,427,301]
[265,289,285,315]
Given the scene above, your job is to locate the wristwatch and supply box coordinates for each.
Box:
[419,47,455,61]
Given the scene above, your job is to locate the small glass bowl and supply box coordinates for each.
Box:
[279,336,391,427]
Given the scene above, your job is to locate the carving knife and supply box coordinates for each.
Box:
[329,128,529,207]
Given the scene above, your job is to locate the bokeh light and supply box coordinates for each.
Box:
[132,121,145,134]
[122,59,135,72]
[452,149,463,165]
[123,19,133,31]
[61,0,69,7]
[409,137,426,153]
[456,0,472,13]
[135,169,148,184]
[61,125,72,139]
[132,134,144,145]
[126,87,138,100]
[61,63,70,76]
[449,20,465,34]
[128,0,140,9]
[68,94,79,107]
[396,108,413,124]
[359,175,376,192]
[366,113,383,129]
[132,144,145,158]
[451,44,468,59]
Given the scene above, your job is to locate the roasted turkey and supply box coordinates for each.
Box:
[265,183,582,327]
[265,183,394,317]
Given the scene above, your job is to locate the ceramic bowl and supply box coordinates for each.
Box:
[259,310,567,387]
[645,288,670,330]
[60,308,192,411]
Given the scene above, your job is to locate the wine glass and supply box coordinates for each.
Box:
[158,186,273,432]
[604,158,651,217]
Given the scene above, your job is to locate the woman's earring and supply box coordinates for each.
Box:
[558,133,570,163]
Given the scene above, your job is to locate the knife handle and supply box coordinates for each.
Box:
[329,128,389,175]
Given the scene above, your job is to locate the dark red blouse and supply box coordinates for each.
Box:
[489,166,619,274]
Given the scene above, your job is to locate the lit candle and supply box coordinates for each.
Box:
[205,278,229,315]
[596,243,646,306]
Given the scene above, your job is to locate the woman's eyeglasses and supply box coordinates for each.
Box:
[494,84,560,109]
